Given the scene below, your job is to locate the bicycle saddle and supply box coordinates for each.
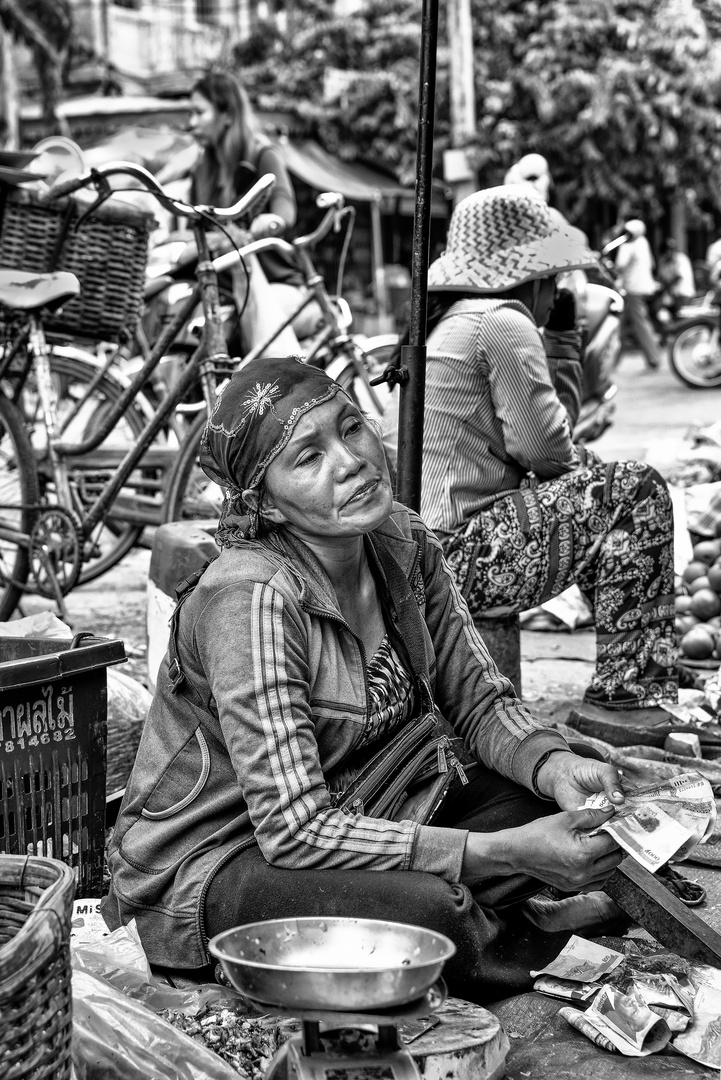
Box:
[0,269,80,312]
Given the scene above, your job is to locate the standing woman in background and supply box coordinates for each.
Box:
[189,70,320,347]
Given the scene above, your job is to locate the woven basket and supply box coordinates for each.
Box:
[0,855,75,1080]
[0,184,153,342]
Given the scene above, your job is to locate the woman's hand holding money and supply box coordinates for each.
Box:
[535,751,626,810]
[461,806,624,892]
[507,808,626,893]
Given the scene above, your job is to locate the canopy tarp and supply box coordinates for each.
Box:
[277,139,447,217]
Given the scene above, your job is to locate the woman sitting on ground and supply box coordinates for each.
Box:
[103,355,626,1005]
[419,185,678,714]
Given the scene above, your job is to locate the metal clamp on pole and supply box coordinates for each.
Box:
[370,365,409,388]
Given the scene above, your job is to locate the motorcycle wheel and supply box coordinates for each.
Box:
[669,317,721,388]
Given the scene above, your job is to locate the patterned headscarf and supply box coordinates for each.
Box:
[200,355,343,544]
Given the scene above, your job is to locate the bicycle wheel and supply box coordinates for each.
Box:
[669,317,721,388]
[162,408,224,524]
[324,342,394,423]
[0,393,39,620]
[19,350,152,583]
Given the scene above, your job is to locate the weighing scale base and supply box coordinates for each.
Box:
[266,1035,422,1080]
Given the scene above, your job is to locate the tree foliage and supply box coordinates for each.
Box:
[473,0,721,225]
[232,0,721,224]
[0,0,72,126]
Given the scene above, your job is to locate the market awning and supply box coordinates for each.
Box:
[277,139,448,217]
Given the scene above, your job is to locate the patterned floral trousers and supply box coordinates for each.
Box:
[441,460,678,709]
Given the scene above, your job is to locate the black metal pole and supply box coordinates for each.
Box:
[396,0,439,512]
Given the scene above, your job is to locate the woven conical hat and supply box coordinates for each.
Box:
[428,185,597,293]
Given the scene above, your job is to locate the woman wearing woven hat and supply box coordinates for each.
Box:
[421,185,677,713]
[104,355,628,1004]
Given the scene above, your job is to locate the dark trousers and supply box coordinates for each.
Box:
[204,767,573,1005]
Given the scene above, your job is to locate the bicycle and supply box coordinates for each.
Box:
[159,193,394,522]
[0,162,275,619]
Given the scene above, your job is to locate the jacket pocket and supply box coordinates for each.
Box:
[141,727,210,820]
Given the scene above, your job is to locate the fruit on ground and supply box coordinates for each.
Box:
[676,614,700,637]
[692,539,721,564]
[684,561,712,584]
[708,563,721,593]
[675,595,694,615]
[689,576,712,595]
[690,588,721,620]
[681,626,715,659]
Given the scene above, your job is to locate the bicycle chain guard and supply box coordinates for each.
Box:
[30,506,83,599]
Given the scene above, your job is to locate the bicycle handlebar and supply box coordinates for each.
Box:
[212,194,350,274]
[46,161,276,225]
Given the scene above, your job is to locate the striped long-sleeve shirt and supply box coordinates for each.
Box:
[420,298,585,533]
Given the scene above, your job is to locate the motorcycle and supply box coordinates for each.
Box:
[667,293,721,389]
[600,232,721,388]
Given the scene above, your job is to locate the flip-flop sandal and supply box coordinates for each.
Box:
[657,865,707,906]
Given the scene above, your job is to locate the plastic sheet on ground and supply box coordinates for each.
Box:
[71,969,242,1080]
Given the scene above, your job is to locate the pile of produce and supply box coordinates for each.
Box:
[159,1005,290,1080]
[676,537,721,663]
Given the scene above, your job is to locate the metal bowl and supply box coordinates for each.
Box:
[209,916,456,1011]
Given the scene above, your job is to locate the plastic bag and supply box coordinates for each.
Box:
[233,252,301,357]
[72,920,245,1016]
[0,610,72,638]
[72,969,241,1080]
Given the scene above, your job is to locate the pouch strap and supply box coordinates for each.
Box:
[369,539,434,712]
[167,558,217,704]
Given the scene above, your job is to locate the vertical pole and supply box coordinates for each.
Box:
[447,0,477,206]
[0,26,19,150]
[370,197,392,332]
[396,0,439,512]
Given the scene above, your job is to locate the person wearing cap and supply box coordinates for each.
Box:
[504,151,553,197]
[103,354,628,1004]
[421,185,677,714]
[614,218,663,370]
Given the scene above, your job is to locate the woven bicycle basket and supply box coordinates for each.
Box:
[0,184,154,342]
[0,854,75,1080]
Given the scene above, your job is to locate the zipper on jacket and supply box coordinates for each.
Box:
[141,729,211,820]
[197,835,259,961]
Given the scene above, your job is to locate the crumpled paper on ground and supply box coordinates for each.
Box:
[520,585,593,632]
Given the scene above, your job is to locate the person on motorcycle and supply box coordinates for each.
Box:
[188,70,321,349]
[419,185,678,715]
[614,218,663,370]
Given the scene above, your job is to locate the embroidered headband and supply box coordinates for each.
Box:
[199,356,343,541]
